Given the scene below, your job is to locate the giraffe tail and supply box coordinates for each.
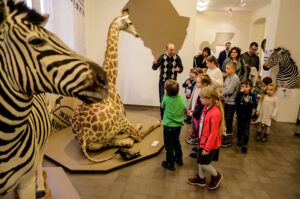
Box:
[81,136,118,163]
[139,120,161,140]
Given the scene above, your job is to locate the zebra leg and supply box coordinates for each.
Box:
[36,149,46,198]
[17,169,36,199]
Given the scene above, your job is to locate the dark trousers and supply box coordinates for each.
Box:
[237,116,251,145]
[159,81,165,120]
[163,126,183,165]
[225,104,236,134]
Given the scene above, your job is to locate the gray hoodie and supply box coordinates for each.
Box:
[223,74,240,105]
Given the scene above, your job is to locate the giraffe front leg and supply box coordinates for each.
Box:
[119,118,142,142]
[106,137,135,147]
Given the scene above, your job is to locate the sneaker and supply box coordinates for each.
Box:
[237,140,243,146]
[161,161,175,170]
[192,147,198,152]
[221,135,232,148]
[261,133,268,142]
[186,137,198,145]
[189,152,197,158]
[241,145,248,153]
[187,175,206,187]
[255,132,261,141]
[208,172,223,190]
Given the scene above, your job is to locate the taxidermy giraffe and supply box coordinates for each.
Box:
[71,11,161,163]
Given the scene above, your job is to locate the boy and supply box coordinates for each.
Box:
[235,79,257,153]
[182,68,198,124]
[221,62,240,148]
[161,80,185,170]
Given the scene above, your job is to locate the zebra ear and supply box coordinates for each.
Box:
[0,0,9,25]
[39,13,49,27]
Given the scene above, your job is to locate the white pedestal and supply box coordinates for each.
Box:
[275,88,300,123]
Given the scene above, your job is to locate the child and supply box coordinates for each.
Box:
[188,74,212,157]
[183,68,198,123]
[251,80,263,124]
[221,61,240,148]
[235,79,257,153]
[206,55,223,96]
[187,86,224,190]
[161,80,185,170]
[256,83,278,142]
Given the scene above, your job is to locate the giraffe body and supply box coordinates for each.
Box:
[71,14,160,163]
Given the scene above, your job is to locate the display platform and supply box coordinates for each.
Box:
[44,167,80,199]
[44,112,163,171]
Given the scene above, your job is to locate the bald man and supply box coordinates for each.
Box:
[152,43,184,119]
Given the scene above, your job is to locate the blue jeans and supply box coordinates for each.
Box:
[163,126,183,164]
[159,81,165,120]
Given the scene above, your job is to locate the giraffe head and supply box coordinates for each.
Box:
[0,0,108,103]
[116,14,139,38]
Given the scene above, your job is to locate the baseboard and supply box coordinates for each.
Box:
[124,104,160,110]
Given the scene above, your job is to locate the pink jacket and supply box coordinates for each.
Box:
[199,104,222,152]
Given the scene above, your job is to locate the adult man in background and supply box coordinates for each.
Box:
[242,42,260,79]
[218,41,231,69]
[152,43,184,119]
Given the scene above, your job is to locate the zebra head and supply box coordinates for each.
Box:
[116,13,139,38]
[0,0,108,103]
[263,47,292,71]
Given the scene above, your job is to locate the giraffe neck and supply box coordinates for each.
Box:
[102,21,120,87]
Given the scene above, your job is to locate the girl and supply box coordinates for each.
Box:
[187,86,224,190]
[256,83,278,142]
[222,47,247,80]
[188,74,212,157]
[206,55,223,96]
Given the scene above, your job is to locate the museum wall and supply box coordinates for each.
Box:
[195,11,252,59]
[85,0,197,106]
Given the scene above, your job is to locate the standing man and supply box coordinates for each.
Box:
[242,42,260,79]
[218,41,231,70]
[152,43,184,119]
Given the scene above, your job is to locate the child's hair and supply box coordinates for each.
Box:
[206,55,220,68]
[256,80,263,87]
[260,83,277,103]
[262,77,272,85]
[164,80,179,96]
[241,78,252,87]
[199,87,225,136]
[195,67,204,75]
[198,74,211,86]
[226,61,237,71]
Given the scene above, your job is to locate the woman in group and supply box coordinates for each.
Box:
[193,47,212,70]
[222,47,247,80]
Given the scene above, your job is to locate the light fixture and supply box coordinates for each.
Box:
[240,0,247,7]
[197,0,209,12]
[229,8,232,17]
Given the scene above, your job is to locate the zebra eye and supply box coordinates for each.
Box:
[128,22,132,25]
[29,38,46,46]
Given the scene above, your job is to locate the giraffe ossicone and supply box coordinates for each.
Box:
[71,12,161,163]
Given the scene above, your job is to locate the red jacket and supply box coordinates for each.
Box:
[199,104,222,152]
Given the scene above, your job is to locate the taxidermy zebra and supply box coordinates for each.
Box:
[263,47,299,88]
[0,0,108,198]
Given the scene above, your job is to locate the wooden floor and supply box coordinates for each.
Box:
[44,108,300,199]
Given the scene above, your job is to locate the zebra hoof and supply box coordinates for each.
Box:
[36,190,46,198]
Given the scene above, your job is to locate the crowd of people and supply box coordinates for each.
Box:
[152,41,278,190]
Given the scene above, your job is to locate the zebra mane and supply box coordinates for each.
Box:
[3,0,46,26]
[274,47,296,65]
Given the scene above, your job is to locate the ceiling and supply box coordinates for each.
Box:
[204,0,271,12]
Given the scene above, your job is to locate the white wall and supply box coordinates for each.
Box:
[195,11,252,56]
[85,0,197,106]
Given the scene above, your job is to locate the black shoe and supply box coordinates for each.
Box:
[176,160,184,166]
[189,152,197,158]
[161,161,175,170]
[241,145,248,153]
[192,147,198,152]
